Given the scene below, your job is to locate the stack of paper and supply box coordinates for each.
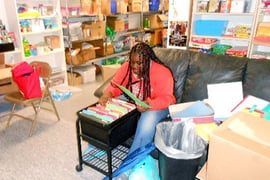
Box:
[169,101,214,123]
[169,100,217,142]
[231,95,270,120]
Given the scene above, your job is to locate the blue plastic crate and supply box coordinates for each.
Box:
[194,20,228,36]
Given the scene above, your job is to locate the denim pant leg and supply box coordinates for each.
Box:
[128,108,169,155]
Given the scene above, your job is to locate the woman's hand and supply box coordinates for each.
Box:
[98,92,112,106]
[136,101,149,112]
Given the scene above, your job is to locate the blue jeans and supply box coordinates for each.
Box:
[128,108,169,155]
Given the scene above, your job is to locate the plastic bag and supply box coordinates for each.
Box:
[129,155,159,180]
[11,61,42,99]
[103,143,156,180]
[155,119,207,160]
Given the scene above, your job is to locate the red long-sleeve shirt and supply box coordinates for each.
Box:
[104,61,176,110]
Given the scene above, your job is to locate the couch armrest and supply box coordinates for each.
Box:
[93,75,113,98]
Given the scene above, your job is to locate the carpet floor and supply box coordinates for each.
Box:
[0,78,108,180]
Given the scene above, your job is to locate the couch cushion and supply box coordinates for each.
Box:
[243,58,270,101]
[182,52,248,102]
[154,48,190,103]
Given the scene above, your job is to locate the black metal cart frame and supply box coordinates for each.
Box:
[75,105,140,180]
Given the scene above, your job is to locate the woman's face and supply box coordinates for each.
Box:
[131,52,143,78]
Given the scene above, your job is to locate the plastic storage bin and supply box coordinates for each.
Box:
[78,102,140,148]
[194,20,228,36]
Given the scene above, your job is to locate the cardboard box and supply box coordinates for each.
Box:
[82,21,106,39]
[101,64,121,81]
[44,35,60,49]
[163,0,169,11]
[149,14,168,29]
[90,39,114,56]
[142,0,149,12]
[80,0,101,15]
[107,17,125,32]
[101,0,111,15]
[0,60,18,94]
[65,47,96,65]
[0,54,5,65]
[0,77,18,94]
[196,164,207,180]
[67,71,82,86]
[206,111,270,180]
[117,0,128,14]
[128,0,141,12]
[73,65,96,83]
[151,29,163,45]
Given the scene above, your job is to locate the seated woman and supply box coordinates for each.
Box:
[98,42,176,155]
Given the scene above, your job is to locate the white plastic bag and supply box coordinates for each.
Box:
[155,119,207,160]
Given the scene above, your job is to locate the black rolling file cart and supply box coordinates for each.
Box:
[75,102,140,180]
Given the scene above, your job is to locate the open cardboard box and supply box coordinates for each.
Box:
[202,111,270,180]
[0,54,17,94]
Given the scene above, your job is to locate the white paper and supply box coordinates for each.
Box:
[207,82,243,120]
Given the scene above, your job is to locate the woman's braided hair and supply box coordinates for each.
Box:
[120,42,170,100]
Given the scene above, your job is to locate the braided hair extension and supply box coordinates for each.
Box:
[120,42,173,101]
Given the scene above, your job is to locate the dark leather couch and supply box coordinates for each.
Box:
[93,47,270,171]
[94,47,270,103]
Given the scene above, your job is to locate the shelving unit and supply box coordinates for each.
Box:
[0,0,67,87]
[189,0,259,57]
[62,0,168,86]
[249,0,270,59]
[0,0,24,64]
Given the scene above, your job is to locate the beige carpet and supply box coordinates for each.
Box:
[0,79,108,180]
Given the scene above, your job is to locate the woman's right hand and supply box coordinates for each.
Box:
[98,92,113,106]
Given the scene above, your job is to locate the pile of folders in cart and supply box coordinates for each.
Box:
[81,98,136,123]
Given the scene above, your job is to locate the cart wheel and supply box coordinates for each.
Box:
[76,164,83,172]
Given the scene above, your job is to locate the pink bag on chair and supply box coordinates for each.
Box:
[11,61,42,99]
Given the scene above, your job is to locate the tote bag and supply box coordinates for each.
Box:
[12,61,42,99]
